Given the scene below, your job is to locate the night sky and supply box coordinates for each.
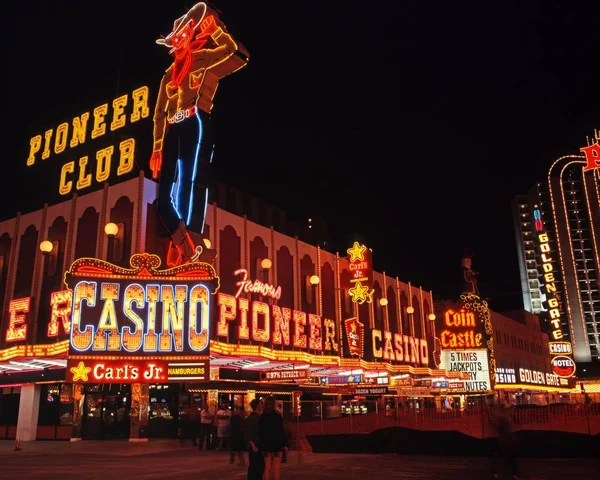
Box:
[2,1,598,309]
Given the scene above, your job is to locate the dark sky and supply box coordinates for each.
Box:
[2,1,598,309]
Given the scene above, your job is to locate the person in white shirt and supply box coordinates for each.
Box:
[199,404,214,450]
[216,402,232,450]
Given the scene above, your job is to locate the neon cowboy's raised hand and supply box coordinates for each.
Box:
[150,150,163,179]
[199,15,218,36]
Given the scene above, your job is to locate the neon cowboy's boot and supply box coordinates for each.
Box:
[171,221,197,265]
[166,241,182,268]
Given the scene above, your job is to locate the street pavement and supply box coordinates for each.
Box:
[0,440,597,479]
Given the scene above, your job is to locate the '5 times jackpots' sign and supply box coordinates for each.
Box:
[440,350,491,393]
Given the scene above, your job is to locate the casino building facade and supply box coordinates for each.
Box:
[0,175,464,441]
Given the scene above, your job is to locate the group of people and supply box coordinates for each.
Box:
[182,395,289,480]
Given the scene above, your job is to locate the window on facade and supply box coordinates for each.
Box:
[496,331,501,344]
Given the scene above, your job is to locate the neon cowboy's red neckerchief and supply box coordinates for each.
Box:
[172,34,209,89]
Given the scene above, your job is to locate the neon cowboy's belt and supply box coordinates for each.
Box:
[168,106,197,124]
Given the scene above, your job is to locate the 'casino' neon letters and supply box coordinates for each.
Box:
[71,281,210,353]
[372,329,429,366]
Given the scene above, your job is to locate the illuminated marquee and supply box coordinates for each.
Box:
[26,87,150,196]
[496,366,562,388]
[439,293,496,390]
[216,293,338,352]
[65,253,218,383]
[372,328,429,366]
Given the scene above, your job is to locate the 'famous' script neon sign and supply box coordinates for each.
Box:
[234,269,281,300]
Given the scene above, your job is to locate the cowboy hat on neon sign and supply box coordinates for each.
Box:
[156,2,222,54]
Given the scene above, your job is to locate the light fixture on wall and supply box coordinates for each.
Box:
[39,240,54,255]
[379,298,388,307]
[104,222,119,238]
[202,238,212,250]
[406,306,415,315]
[260,258,272,270]
[428,313,436,321]
[309,275,320,286]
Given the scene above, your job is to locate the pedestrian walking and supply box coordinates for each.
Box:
[489,402,519,480]
[229,406,246,465]
[258,396,288,480]
[245,399,265,480]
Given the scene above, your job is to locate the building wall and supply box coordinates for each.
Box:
[492,310,553,375]
[0,176,438,368]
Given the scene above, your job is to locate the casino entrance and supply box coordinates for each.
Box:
[81,384,131,440]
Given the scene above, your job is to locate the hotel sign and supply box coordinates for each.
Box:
[66,253,218,383]
[533,213,575,378]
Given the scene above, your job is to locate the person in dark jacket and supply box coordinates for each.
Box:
[245,399,264,480]
[258,396,288,480]
[229,406,246,465]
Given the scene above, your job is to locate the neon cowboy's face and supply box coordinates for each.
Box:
[171,22,195,51]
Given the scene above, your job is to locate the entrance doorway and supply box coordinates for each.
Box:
[81,385,131,440]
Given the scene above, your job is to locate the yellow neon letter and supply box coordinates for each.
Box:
[59,161,75,195]
[159,285,187,352]
[54,122,69,154]
[27,135,42,166]
[42,129,53,160]
[93,283,120,351]
[189,284,210,352]
[217,293,237,337]
[130,86,150,122]
[95,145,114,183]
[47,290,72,337]
[117,138,136,176]
[110,94,128,131]
[72,281,96,351]
[122,284,144,352]
[144,285,159,351]
[70,112,90,148]
[5,297,30,342]
[76,156,92,190]
[91,103,108,139]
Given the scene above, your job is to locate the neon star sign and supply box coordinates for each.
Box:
[347,242,366,262]
[348,281,372,305]
[344,241,374,304]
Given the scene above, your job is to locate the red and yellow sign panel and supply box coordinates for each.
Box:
[344,317,365,357]
[65,253,218,383]
[344,242,374,304]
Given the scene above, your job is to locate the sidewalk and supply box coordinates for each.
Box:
[0,440,597,480]
[0,438,204,457]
